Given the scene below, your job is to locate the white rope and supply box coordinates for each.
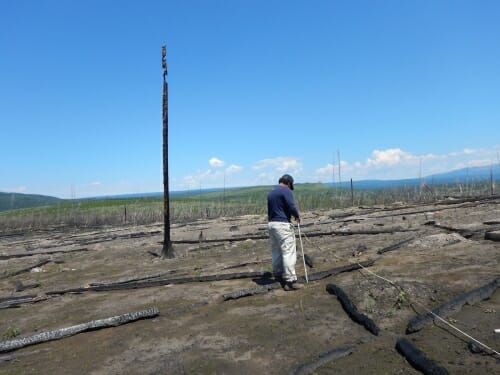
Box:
[296,223,309,283]
[301,231,500,358]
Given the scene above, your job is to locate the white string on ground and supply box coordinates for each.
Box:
[300,231,500,358]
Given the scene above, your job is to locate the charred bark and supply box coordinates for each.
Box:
[0,248,89,260]
[0,295,47,309]
[485,230,500,242]
[406,278,499,334]
[377,237,415,254]
[223,260,375,301]
[0,307,159,353]
[290,347,354,375]
[396,338,449,375]
[1,258,51,279]
[326,283,379,336]
[47,271,274,295]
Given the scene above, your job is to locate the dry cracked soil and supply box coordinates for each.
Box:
[0,197,499,374]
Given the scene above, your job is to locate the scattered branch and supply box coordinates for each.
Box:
[290,347,354,375]
[377,237,415,254]
[0,258,51,279]
[0,307,159,353]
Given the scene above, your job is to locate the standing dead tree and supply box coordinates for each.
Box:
[161,44,174,258]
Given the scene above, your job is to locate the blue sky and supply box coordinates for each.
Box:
[1,1,499,198]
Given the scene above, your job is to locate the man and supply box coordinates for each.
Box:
[267,174,304,291]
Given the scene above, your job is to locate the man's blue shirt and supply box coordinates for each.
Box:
[267,185,300,222]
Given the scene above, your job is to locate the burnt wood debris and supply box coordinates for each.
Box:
[223,260,375,301]
[0,307,159,353]
[406,277,500,334]
[290,347,354,375]
[0,196,498,372]
[396,338,449,375]
[326,283,380,336]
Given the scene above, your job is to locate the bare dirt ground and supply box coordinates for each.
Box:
[0,197,499,374]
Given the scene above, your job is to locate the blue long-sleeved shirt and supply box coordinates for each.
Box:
[267,185,300,222]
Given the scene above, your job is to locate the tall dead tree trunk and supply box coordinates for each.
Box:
[161,44,174,258]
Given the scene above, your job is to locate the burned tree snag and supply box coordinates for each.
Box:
[161,44,174,259]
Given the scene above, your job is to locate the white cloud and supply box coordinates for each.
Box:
[316,163,335,175]
[253,156,302,173]
[366,148,416,167]
[209,157,225,168]
[225,164,242,174]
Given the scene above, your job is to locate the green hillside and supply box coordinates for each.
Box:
[0,192,63,212]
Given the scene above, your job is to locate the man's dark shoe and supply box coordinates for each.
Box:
[283,281,305,291]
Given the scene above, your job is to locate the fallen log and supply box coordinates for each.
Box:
[290,347,354,375]
[14,282,41,292]
[47,271,274,295]
[223,281,283,300]
[0,294,36,303]
[377,237,415,254]
[406,278,500,334]
[485,230,500,242]
[331,227,418,236]
[0,307,159,353]
[88,270,179,287]
[326,284,379,336]
[0,258,51,279]
[223,260,376,301]
[395,338,449,375]
[307,259,375,282]
[425,222,500,239]
[0,348,51,363]
[0,248,89,260]
[0,295,47,309]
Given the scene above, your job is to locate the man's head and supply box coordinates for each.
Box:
[279,174,294,190]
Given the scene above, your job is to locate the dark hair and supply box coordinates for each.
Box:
[279,174,294,190]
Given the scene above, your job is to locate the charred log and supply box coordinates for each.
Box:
[377,237,415,254]
[223,260,376,301]
[396,338,449,375]
[1,258,51,279]
[47,271,274,295]
[0,307,159,353]
[485,230,500,242]
[406,278,499,333]
[290,347,354,375]
[0,295,47,309]
[326,284,379,336]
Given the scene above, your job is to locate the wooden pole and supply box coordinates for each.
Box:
[350,178,354,206]
[161,44,174,258]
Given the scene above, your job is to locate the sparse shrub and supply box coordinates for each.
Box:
[3,326,21,339]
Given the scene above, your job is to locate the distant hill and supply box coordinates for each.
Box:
[0,192,63,212]
[2,165,498,211]
[427,164,500,183]
[326,165,500,189]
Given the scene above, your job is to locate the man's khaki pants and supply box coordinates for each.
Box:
[268,221,297,282]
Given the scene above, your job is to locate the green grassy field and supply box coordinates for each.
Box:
[0,181,496,231]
